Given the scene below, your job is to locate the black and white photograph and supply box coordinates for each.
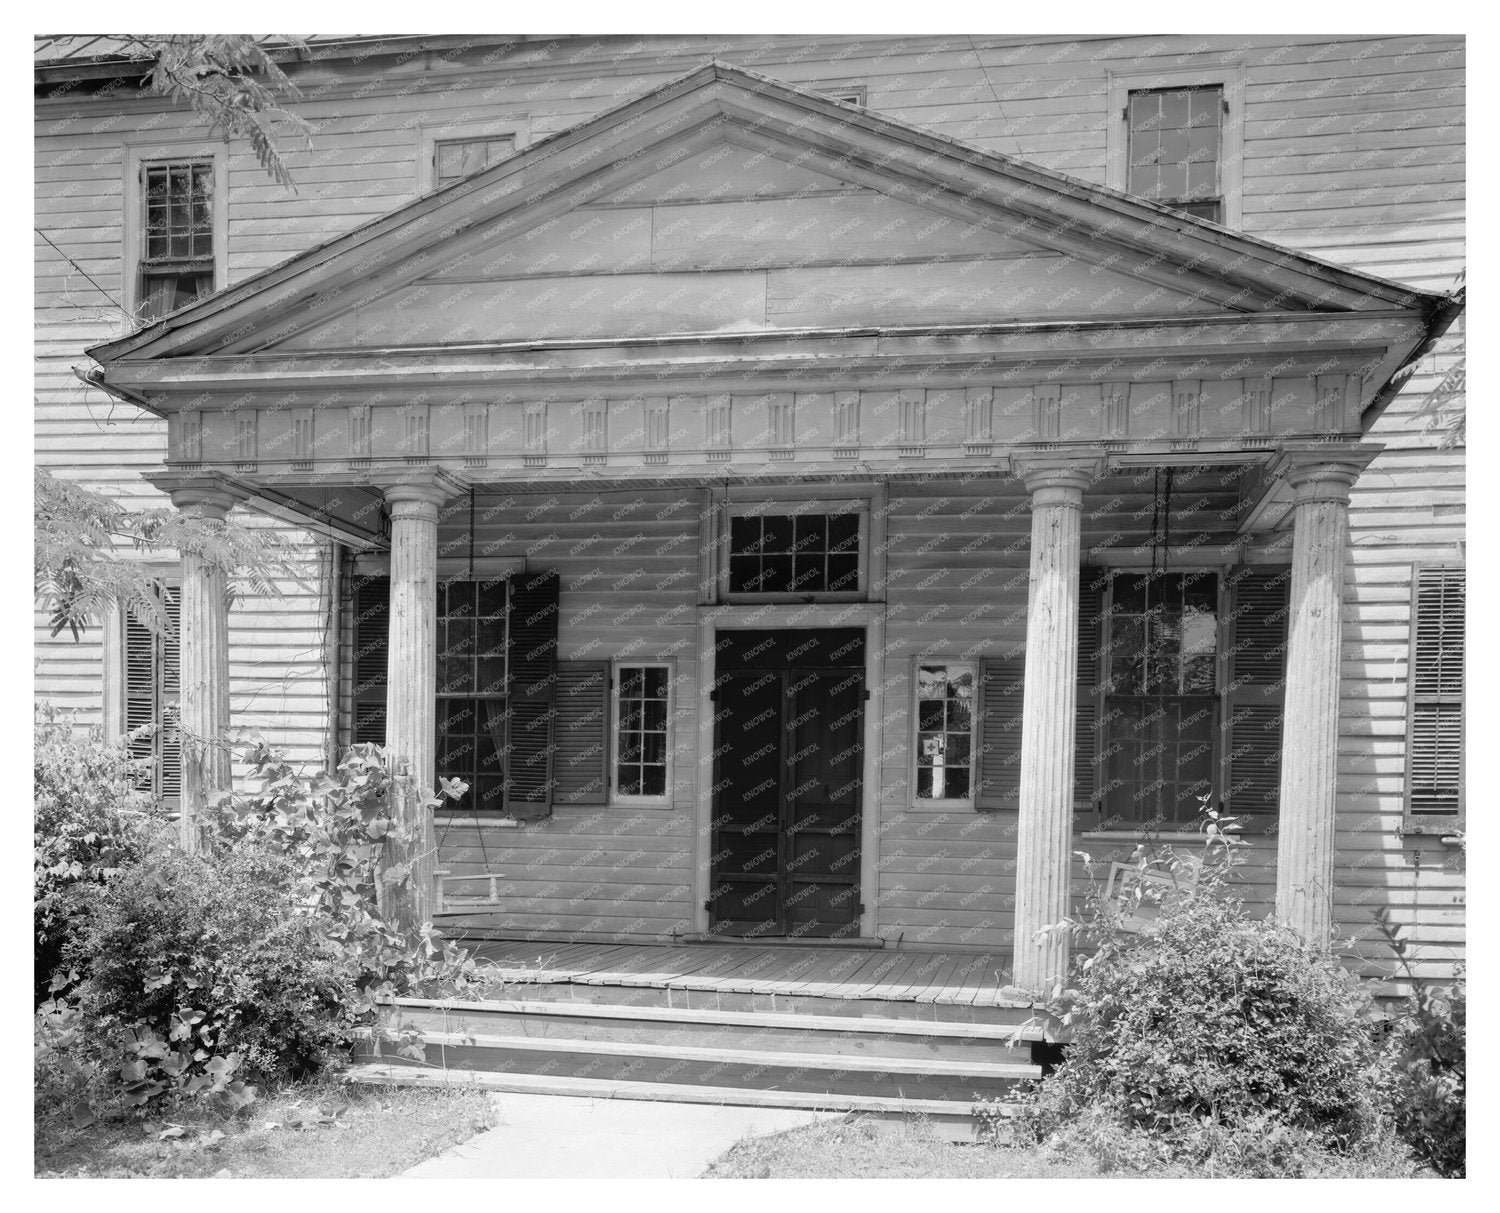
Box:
[29,19,1469,1185]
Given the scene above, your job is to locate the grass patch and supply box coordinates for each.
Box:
[35,1076,494,1178]
[702,1115,1099,1179]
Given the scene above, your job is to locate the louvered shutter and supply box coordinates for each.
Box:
[1406,566,1464,826]
[1222,565,1291,817]
[1075,569,1107,816]
[158,588,181,806]
[124,584,180,808]
[553,660,609,807]
[351,573,390,746]
[504,570,560,821]
[975,653,1025,811]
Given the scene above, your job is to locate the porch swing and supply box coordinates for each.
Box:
[432,485,508,917]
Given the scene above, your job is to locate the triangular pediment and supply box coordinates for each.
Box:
[89,61,1438,365]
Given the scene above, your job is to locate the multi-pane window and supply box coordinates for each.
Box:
[729,511,860,595]
[1101,571,1220,825]
[139,162,215,320]
[1406,567,1465,825]
[614,664,670,799]
[1127,86,1224,223]
[434,137,515,188]
[123,584,181,806]
[914,662,975,802]
[435,578,508,814]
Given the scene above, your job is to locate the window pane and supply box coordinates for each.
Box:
[730,515,761,554]
[642,666,667,699]
[761,515,792,553]
[640,765,667,797]
[618,766,642,796]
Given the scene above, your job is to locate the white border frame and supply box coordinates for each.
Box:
[609,657,676,809]
[909,656,980,812]
[123,138,230,319]
[694,602,886,939]
[1105,64,1246,230]
[417,116,532,192]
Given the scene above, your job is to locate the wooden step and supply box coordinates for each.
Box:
[345,1062,1016,1138]
[388,997,1045,1061]
[362,1033,1040,1103]
[468,975,1048,1028]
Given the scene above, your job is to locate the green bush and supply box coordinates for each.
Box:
[34,704,162,1005]
[1021,834,1384,1165]
[48,742,479,1117]
[1371,911,1465,1177]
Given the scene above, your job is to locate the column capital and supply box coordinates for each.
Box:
[1015,454,1105,500]
[376,469,465,516]
[169,485,236,520]
[1269,442,1380,506]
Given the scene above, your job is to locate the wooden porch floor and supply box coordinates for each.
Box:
[463,940,1024,1008]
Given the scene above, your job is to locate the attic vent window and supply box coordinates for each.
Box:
[434,136,515,188]
[139,162,215,321]
[1127,86,1224,224]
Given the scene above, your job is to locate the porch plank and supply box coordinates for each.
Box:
[788,948,889,999]
[856,952,924,1001]
[889,951,959,1000]
[755,948,848,994]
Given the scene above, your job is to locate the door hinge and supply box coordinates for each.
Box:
[864,689,871,701]
[857,903,867,915]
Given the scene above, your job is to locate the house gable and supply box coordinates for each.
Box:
[87,62,1442,367]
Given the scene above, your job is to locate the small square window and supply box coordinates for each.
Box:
[434,137,515,188]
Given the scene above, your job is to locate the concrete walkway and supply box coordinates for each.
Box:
[402,1092,839,1179]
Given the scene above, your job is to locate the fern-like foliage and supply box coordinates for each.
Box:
[119,35,312,188]
[35,466,302,640]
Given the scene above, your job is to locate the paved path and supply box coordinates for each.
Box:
[401,1092,838,1179]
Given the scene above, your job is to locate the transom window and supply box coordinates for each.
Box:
[729,511,860,595]
[1102,571,1220,825]
[434,136,515,188]
[914,662,975,803]
[435,577,508,814]
[1127,86,1223,223]
[139,161,215,320]
[613,664,671,800]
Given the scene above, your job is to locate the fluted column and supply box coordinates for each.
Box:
[171,487,235,855]
[381,480,450,935]
[1274,458,1362,945]
[1012,458,1097,993]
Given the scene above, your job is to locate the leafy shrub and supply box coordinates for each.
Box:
[49,742,478,1118]
[1019,828,1383,1167]
[33,704,162,1004]
[1371,910,1465,1177]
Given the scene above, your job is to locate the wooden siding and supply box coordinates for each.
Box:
[36,33,1462,978]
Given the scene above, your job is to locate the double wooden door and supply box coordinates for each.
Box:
[709,629,865,938]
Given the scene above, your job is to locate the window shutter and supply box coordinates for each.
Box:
[504,569,560,821]
[975,654,1025,811]
[553,660,609,807]
[1075,569,1107,815]
[124,584,180,807]
[1406,566,1464,827]
[158,588,181,806]
[351,574,390,746]
[1222,565,1291,816]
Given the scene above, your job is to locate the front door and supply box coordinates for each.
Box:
[709,629,864,938]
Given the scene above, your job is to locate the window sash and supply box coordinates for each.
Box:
[723,499,868,600]
[434,136,515,187]
[1127,86,1223,219]
[1099,570,1223,825]
[913,660,977,805]
[611,662,673,803]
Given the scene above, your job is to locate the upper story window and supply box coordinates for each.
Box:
[725,500,865,599]
[1106,67,1243,228]
[1126,86,1224,223]
[434,136,515,188]
[138,161,216,321]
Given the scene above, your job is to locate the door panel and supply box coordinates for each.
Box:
[710,629,864,938]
